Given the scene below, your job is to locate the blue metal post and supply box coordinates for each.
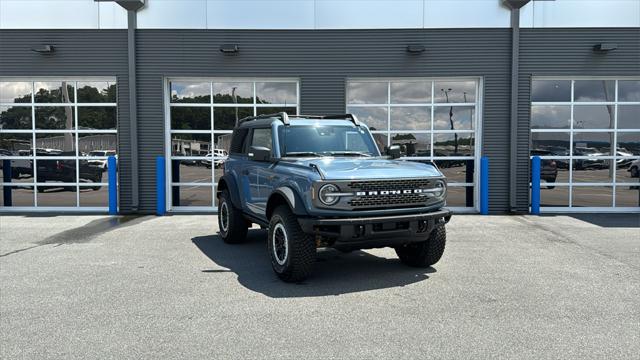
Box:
[3,159,12,206]
[107,156,117,215]
[531,156,541,215]
[480,156,489,215]
[156,157,166,216]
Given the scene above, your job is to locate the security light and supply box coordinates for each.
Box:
[406,45,426,54]
[220,44,240,54]
[593,43,617,52]
[31,45,54,54]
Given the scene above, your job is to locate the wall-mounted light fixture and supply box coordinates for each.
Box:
[593,43,617,52]
[31,45,55,54]
[406,45,426,54]
[220,44,240,54]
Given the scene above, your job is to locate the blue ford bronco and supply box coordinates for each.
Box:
[216,112,451,282]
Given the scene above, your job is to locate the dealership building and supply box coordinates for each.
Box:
[0,0,638,214]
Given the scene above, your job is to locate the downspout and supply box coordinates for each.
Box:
[126,9,139,211]
[503,0,530,213]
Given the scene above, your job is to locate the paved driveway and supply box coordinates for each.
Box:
[1,214,638,359]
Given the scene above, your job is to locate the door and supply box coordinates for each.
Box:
[244,128,273,216]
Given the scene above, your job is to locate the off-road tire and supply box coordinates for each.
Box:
[395,224,446,267]
[218,189,248,244]
[268,205,316,282]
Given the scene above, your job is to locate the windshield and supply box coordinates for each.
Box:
[279,125,380,157]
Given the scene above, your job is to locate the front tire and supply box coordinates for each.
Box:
[268,205,316,282]
[395,224,446,267]
[218,189,248,244]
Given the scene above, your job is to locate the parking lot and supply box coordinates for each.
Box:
[1,213,638,359]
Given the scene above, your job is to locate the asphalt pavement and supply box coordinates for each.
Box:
[0,213,638,359]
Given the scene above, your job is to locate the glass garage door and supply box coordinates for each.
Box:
[0,79,118,211]
[346,78,481,211]
[166,78,299,211]
[530,78,640,211]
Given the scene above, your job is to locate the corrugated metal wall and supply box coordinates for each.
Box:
[517,28,640,212]
[0,30,133,211]
[136,29,512,213]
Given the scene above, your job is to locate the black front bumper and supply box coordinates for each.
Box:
[298,209,452,250]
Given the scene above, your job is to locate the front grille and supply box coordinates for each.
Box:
[346,179,438,209]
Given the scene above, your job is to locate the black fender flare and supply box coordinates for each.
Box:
[217,175,242,209]
[267,186,309,218]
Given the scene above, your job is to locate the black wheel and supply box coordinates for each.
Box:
[545,178,556,190]
[268,205,316,282]
[631,166,639,178]
[395,224,446,267]
[218,189,248,244]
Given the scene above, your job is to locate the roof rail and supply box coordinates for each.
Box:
[322,114,360,126]
[236,112,290,126]
[235,112,360,127]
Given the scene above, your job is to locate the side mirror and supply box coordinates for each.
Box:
[386,145,401,159]
[248,146,271,162]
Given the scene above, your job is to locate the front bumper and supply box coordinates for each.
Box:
[298,208,452,250]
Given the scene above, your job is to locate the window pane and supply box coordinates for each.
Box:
[171,160,212,183]
[79,185,109,207]
[0,133,33,155]
[445,186,474,207]
[1,159,34,183]
[371,133,387,153]
[171,185,212,207]
[618,80,640,102]
[531,105,570,129]
[214,107,253,131]
[35,106,75,130]
[347,82,387,104]
[573,132,612,155]
[0,185,34,207]
[347,106,387,131]
[391,133,430,157]
[214,133,233,154]
[34,81,75,103]
[434,133,474,157]
[434,81,475,103]
[531,80,571,102]
[573,105,615,130]
[390,106,430,131]
[170,82,210,103]
[617,133,640,156]
[615,186,640,207]
[617,105,639,130]
[255,82,296,105]
[36,159,77,183]
[572,159,613,183]
[255,107,296,117]
[574,80,615,102]
[0,82,32,104]
[78,107,117,130]
[532,157,570,183]
[171,134,211,156]
[0,106,32,130]
[531,132,570,154]
[572,186,612,207]
[540,186,569,207]
[390,81,430,104]
[616,158,638,182]
[434,106,474,130]
[251,128,272,149]
[36,133,76,154]
[213,82,253,104]
[170,106,211,130]
[36,186,77,207]
[78,133,117,157]
[77,81,116,103]
[435,159,474,184]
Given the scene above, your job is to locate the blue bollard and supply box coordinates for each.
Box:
[480,156,489,215]
[108,156,117,215]
[531,156,541,215]
[156,157,166,216]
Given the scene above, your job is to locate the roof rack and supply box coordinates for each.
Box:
[236,112,360,127]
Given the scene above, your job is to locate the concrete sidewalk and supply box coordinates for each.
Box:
[0,214,638,359]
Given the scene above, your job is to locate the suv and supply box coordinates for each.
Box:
[217,113,451,282]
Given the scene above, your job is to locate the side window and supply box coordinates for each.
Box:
[250,128,272,149]
[229,128,248,154]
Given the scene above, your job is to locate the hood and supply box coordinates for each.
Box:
[291,157,443,180]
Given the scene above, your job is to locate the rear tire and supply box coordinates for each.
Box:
[395,224,446,267]
[218,189,248,244]
[268,205,316,282]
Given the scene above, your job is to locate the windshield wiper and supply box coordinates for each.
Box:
[326,151,373,157]
[284,151,325,157]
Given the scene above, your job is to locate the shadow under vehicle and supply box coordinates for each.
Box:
[530,149,559,189]
[36,149,103,190]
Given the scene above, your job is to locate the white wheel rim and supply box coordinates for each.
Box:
[220,201,229,233]
[272,223,289,266]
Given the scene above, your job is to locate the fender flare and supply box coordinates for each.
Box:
[217,175,242,209]
[268,186,309,217]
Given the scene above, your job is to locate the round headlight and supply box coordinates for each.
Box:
[318,184,340,205]
[434,180,446,198]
